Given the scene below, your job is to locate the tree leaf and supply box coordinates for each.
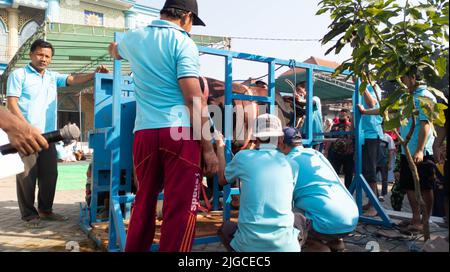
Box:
[433,102,448,127]
[384,113,401,131]
[380,88,406,113]
[435,57,448,78]
[428,86,448,104]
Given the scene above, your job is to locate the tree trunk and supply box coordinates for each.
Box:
[395,132,431,241]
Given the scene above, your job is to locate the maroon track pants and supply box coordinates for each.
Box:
[125,128,202,252]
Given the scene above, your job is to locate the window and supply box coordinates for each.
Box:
[84,10,104,26]
[0,19,7,62]
[19,20,39,47]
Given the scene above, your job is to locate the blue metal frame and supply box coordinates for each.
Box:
[80,38,392,252]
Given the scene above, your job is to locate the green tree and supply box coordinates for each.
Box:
[317,0,449,241]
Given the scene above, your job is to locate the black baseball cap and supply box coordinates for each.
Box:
[163,0,206,26]
[283,127,302,145]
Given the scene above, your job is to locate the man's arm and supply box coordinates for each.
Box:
[214,133,228,186]
[0,107,48,156]
[6,97,27,123]
[363,88,377,108]
[108,42,123,60]
[178,77,218,177]
[66,65,109,86]
[357,104,380,115]
[413,120,430,163]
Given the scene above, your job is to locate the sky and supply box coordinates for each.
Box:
[137,0,354,81]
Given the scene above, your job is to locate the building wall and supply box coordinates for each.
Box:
[135,12,158,28]
[60,1,125,28]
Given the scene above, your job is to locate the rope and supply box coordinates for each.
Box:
[229,36,335,42]
[289,59,297,127]
[232,65,285,83]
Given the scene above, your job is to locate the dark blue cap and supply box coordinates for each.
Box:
[283,127,302,145]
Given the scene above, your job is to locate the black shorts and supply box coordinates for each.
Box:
[399,155,436,191]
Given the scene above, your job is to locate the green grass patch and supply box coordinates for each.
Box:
[56,162,89,191]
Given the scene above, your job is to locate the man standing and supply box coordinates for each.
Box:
[398,69,437,233]
[327,109,354,188]
[6,39,108,228]
[216,114,300,252]
[361,83,384,216]
[108,0,218,252]
[376,129,395,202]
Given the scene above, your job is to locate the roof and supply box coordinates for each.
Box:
[275,56,355,101]
[1,22,230,95]
[280,56,340,77]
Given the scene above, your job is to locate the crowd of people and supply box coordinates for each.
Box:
[0,0,447,252]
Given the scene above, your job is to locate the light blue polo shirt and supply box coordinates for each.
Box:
[302,96,324,145]
[118,20,200,132]
[288,146,359,235]
[362,85,384,140]
[6,64,68,133]
[400,85,436,155]
[224,144,301,252]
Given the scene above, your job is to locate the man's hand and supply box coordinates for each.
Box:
[95,65,109,74]
[413,150,424,164]
[357,104,366,114]
[202,148,219,177]
[213,130,225,149]
[108,42,122,60]
[6,120,48,156]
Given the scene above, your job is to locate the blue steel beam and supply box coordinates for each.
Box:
[198,46,351,75]
[223,54,233,222]
[108,32,127,252]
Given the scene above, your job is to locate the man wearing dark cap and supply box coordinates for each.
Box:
[109,0,218,252]
[279,127,359,252]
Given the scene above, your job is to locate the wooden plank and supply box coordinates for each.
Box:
[385,210,446,226]
[89,211,238,251]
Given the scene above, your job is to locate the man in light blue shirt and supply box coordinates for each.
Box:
[279,127,359,252]
[6,39,108,228]
[398,69,437,232]
[109,0,219,252]
[297,81,324,150]
[216,114,301,252]
[361,83,384,216]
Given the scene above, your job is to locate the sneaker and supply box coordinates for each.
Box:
[378,196,385,202]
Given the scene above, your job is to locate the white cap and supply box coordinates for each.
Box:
[253,113,284,138]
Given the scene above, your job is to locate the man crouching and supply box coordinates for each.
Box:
[279,127,359,252]
[216,114,301,252]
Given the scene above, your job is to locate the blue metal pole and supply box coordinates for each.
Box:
[304,68,314,146]
[108,32,127,251]
[268,61,276,114]
[350,79,363,213]
[223,54,233,222]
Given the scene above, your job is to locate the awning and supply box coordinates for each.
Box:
[275,56,355,101]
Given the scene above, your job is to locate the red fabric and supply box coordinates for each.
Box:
[386,130,398,141]
[125,128,202,252]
